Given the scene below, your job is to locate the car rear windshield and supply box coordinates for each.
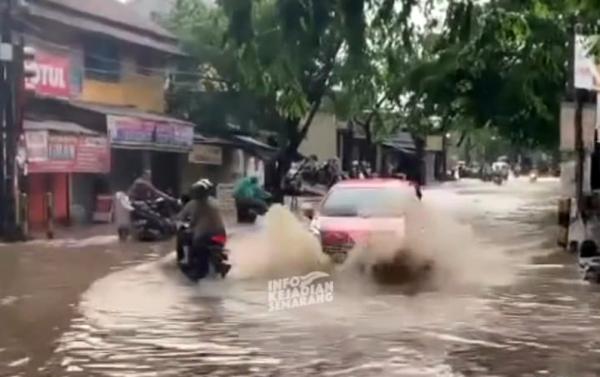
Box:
[320,186,414,218]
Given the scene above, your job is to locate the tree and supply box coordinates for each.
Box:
[170,0,418,198]
[403,0,574,151]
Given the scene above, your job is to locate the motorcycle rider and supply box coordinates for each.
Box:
[127,170,177,234]
[233,175,271,216]
[177,179,230,278]
[128,169,174,202]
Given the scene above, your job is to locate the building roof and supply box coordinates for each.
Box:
[28,0,182,55]
[24,119,100,136]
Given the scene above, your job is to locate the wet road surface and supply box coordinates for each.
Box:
[4,178,600,377]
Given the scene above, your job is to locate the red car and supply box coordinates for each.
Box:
[304,179,422,264]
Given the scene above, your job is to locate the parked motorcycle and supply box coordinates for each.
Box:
[176,222,231,282]
[492,174,504,186]
[579,240,600,284]
[115,193,181,242]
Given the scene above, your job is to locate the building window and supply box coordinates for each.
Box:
[136,51,153,76]
[136,50,165,77]
[84,37,121,81]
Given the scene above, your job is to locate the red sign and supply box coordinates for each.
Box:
[26,133,111,174]
[25,51,71,98]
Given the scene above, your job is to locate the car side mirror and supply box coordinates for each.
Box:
[301,203,315,219]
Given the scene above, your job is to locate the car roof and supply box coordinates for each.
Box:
[331,179,415,189]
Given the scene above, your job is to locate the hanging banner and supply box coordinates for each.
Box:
[26,132,111,173]
[107,115,194,152]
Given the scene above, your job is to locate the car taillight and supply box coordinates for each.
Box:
[321,230,352,245]
[211,234,227,245]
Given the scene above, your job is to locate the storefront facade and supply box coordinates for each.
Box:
[24,122,110,227]
[104,114,194,194]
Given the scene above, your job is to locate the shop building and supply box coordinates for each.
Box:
[19,0,191,225]
[24,120,110,227]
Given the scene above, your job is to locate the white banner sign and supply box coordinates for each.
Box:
[575,34,600,90]
[25,131,48,162]
[216,183,236,213]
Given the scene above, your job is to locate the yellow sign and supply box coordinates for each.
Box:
[189,145,223,165]
[425,136,443,151]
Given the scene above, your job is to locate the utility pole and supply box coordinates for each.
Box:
[575,88,587,223]
[0,0,12,237]
[0,0,29,240]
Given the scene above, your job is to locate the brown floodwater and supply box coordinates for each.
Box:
[4,178,600,377]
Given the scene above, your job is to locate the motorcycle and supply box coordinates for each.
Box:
[116,193,181,242]
[579,240,600,284]
[176,222,231,282]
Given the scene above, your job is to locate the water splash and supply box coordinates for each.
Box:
[227,200,519,293]
[227,204,332,281]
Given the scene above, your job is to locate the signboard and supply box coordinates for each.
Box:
[189,144,223,165]
[26,132,111,173]
[560,102,596,151]
[107,115,194,152]
[425,135,443,151]
[25,131,48,162]
[25,50,71,98]
[216,183,236,213]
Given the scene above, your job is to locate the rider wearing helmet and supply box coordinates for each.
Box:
[177,179,229,277]
[178,179,225,239]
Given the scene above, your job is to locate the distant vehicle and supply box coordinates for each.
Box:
[302,179,425,266]
[492,161,510,181]
[529,171,538,183]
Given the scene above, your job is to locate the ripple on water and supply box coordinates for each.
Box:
[47,180,600,377]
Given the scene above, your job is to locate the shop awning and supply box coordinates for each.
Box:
[194,134,238,147]
[231,135,278,160]
[381,132,417,155]
[24,119,99,136]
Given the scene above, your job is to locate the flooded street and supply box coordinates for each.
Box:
[4,178,600,377]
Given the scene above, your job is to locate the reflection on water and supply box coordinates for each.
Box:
[42,179,600,376]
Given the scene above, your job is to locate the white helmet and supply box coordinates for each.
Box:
[191,179,214,198]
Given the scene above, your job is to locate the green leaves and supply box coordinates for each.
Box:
[401,0,572,149]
